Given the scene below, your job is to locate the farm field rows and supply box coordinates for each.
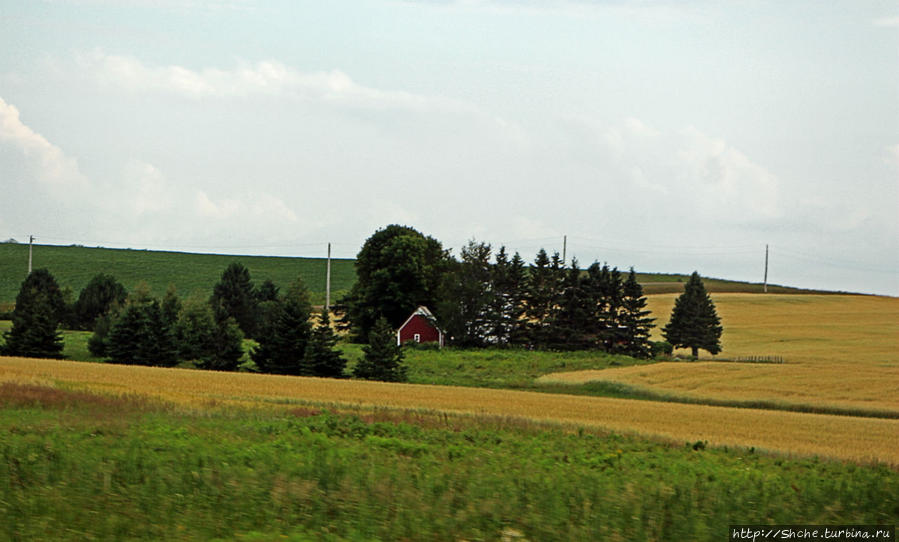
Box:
[0,243,357,307]
[540,293,899,416]
[1,356,897,465]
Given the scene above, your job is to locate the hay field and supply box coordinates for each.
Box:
[540,294,899,415]
[2,356,897,465]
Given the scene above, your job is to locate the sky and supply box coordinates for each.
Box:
[1,0,897,295]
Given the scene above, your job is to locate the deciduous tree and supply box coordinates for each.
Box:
[73,273,127,330]
[343,225,450,342]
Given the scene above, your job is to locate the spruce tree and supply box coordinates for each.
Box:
[2,269,65,358]
[353,317,407,382]
[488,247,527,346]
[551,259,591,350]
[663,271,723,357]
[617,268,655,358]
[177,293,244,371]
[303,309,346,378]
[105,298,179,366]
[210,262,259,338]
[439,240,493,347]
[252,277,312,375]
[524,249,554,347]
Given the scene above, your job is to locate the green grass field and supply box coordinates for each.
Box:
[1,243,832,311]
[0,243,356,307]
[1,382,895,541]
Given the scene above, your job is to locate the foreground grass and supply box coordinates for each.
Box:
[1,382,896,541]
[542,294,899,416]
[2,356,897,465]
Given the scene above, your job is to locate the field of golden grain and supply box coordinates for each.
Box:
[540,294,899,415]
[2,355,897,465]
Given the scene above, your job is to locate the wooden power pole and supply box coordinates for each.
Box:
[325,242,332,313]
[763,244,769,293]
[28,235,34,274]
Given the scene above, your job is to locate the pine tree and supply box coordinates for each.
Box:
[488,247,527,346]
[551,259,592,350]
[210,262,259,338]
[2,269,65,358]
[617,268,655,358]
[105,298,179,366]
[438,240,494,347]
[353,317,407,382]
[303,309,346,378]
[524,249,554,347]
[176,293,244,371]
[663,271,723,357]
[252,277,312,375]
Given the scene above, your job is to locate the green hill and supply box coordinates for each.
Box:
[0,243,832,311]
[0,243,356,309]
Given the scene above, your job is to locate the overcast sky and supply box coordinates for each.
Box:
[1,0,897,295]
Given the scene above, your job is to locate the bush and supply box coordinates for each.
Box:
[650,340,673,359]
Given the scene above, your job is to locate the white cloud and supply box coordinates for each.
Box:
[872,16,899,27]
[77,52,461,112]
[885,143,899,169]
[675,126,780,219]
[123,161,174,215]
[0,96,87,189]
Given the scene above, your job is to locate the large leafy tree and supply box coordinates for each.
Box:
[663,271,723,357]
[210,262,259,338]
[343,225,451,342]
[2,269,66,358]
[353,317,407,382]
[73,273,127,330]
[252,277,313,375]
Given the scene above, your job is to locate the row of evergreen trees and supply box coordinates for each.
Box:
[438,241,655,356]
[0,265,407,381]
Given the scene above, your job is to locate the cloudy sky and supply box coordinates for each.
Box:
[1,0,897,295]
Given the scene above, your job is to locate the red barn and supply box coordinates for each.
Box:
[396,306,444,347]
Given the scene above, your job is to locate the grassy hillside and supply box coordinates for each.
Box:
[1,243,829,309]
[0,243,356,307]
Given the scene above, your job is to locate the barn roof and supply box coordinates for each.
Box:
[398,305,442,332]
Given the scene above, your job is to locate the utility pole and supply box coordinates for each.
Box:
[28,235,34,274]
[763,244,769,293]
[562,235,567,266]
[325,242,332,313]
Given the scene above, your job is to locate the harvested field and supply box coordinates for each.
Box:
[1,356,897,465]
[540,294,899,415]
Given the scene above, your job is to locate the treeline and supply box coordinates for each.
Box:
[341,225,657,357]
[1,264,407,380]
